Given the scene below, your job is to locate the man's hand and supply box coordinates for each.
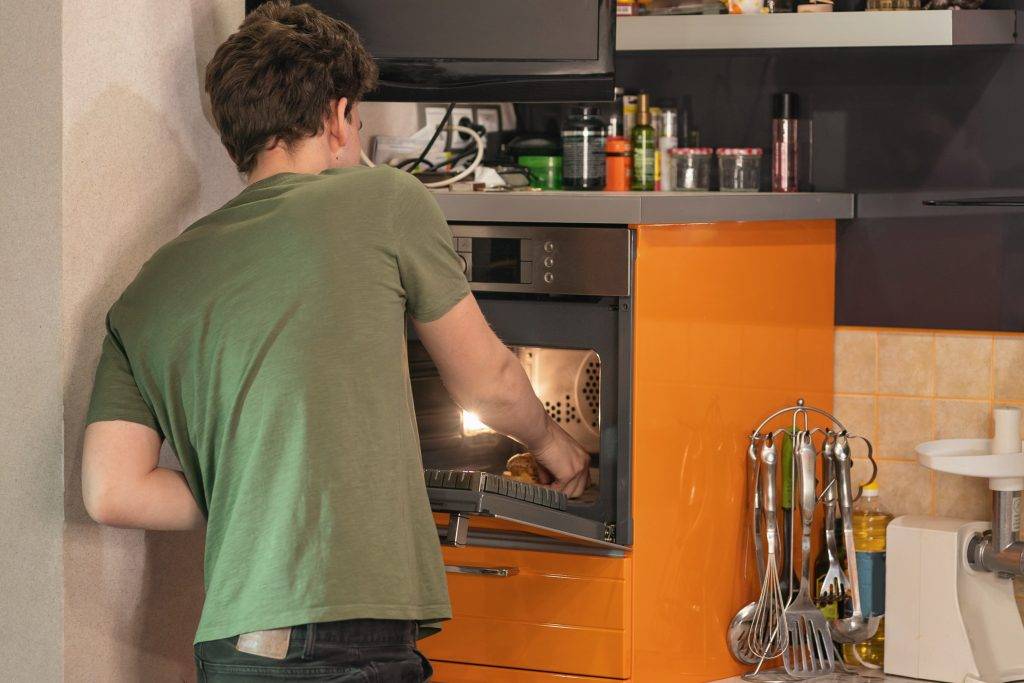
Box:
[531,421,591,499]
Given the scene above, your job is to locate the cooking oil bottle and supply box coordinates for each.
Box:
[843,481,892,667]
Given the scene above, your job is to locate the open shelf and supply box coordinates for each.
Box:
[616,10,1017,51]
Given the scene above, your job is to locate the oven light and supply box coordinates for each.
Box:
[462,411,494,436]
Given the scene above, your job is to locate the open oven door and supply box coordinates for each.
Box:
[426,470,626,553]
[409,292,632,555]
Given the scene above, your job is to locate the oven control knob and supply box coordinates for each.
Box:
[543,272,554,284]
[543,256,555,268]
[543,241,555,253]
[457,254,468,275]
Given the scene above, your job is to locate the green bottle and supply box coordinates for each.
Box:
[631,92,655,191]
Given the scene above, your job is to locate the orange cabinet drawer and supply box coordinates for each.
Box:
[422,545,631,679]
[431,660,625,682]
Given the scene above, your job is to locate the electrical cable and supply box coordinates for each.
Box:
[408,102,455,173]
[361,125,485,189]
[438,145,479,170]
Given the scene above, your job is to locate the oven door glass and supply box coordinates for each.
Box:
[409,295,629,551]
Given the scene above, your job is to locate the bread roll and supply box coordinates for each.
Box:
[504,452,540,484]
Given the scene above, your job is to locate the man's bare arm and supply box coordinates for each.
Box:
[82,420,204,530]
[413,295,590,497]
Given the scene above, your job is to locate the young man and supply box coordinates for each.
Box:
[81,2,590,680]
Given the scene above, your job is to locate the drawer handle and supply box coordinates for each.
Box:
[444,564,519,577]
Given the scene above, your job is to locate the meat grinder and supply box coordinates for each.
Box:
[885,407,1024,683]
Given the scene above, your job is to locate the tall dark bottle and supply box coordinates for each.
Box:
[562,106,607,191]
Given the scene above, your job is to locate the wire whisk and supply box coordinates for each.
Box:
[746,437,789,661]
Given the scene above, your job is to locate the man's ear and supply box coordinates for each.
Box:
[328,97,350,156]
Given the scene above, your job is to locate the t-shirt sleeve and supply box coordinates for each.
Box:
[86,319,162,436]
[391,171,471,322]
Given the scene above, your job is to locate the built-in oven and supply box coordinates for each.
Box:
[409,224,634,553]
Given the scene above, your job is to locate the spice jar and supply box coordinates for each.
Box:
[669,147,713,191]
[717,148,763,192]
[605,136,632,192]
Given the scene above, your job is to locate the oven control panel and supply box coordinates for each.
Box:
[451,225,631,297]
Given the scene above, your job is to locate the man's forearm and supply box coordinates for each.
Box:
[83,420,205,531]
[459,350,556,452]
[88,467,204,531]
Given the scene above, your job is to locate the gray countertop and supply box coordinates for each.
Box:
[715,676,911,682]
[432,190,855,225]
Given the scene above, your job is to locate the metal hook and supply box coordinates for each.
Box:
[845,433,877,502]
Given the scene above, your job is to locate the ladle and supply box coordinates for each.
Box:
[829,436,880,644]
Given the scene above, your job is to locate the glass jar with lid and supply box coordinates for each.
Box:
[717,148,763,192]
[669,147,713,192]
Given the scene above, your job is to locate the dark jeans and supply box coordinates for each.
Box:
[194,619,432,682]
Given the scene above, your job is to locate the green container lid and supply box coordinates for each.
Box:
[518,155,563,191]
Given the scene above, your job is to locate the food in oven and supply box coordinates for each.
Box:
[504,453,541,484]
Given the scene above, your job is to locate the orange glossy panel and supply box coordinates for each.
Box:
[431,661,624,682]
[630,221,835,681]
[423,545,631,679]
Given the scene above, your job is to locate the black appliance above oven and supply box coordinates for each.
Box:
[244,0,616,102]
[409,225,634,553]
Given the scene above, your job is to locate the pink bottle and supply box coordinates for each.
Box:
[772,92,799,193]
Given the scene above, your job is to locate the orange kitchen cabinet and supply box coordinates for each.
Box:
[425,544,631,679]
[432,661,626,682]
[424,221,836,682]
[629,220,835,681]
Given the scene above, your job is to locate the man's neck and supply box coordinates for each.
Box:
[247,143,332,186]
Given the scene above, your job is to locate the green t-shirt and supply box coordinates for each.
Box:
[86,166,470,643]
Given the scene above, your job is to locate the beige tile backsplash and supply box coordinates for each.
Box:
[834,328,1024,521]
[936,335,993,398]
[876,396,933,460]
[878,333,934,396]
[835,329,877,394]
[995,338,1024,401]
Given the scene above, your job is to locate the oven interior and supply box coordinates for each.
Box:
[410,340,610,520]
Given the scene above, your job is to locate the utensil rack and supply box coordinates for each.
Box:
[736,398,881,681]
[749,399,878,504]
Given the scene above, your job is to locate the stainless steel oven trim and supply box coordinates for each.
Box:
[426,487,625,550]
[615,294,634,546]
[437,526,628,557]
[450,224,631,297]
[444,565,519,577]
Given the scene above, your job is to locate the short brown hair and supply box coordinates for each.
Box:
[205,1,378,174]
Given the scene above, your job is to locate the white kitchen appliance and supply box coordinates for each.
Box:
[885,407,1024,683]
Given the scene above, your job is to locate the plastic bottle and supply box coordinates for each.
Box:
[630,93,655,191]
[561,106,607,191]
[622,94,639,139]
[605,137,632,192]
[657,109,678,191]
[843,481,892,667]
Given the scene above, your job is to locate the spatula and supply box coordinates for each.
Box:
[782,432,836,678]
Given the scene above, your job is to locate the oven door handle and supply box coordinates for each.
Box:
[444,564,519,578]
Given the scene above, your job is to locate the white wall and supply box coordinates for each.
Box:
[61,2,243,680]
[0,1,65,680]
[0,3,419,679]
